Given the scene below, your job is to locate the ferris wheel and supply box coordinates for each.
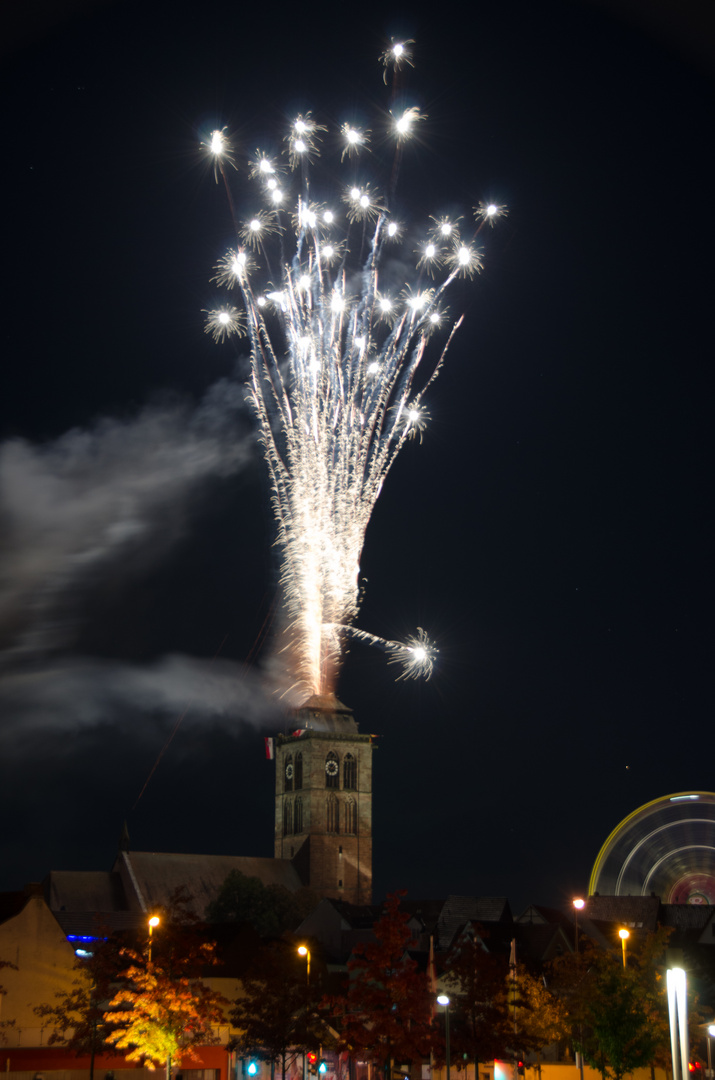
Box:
[589,792,715,904]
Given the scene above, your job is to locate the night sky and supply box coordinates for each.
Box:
[1,0,713,914]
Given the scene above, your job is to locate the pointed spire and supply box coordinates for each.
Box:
[118,820,130,852]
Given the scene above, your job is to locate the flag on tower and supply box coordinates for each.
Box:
[264,737,275,760]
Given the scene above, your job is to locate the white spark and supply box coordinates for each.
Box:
[394,106,426,140]
[475,200,508,226]
[202,306,246,343]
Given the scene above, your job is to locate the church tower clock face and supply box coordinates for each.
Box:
[285,762,294,781]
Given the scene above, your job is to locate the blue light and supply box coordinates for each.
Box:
[247,1062,258,1076]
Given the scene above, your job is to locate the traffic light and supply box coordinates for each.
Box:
[307,1052,318,1075]
[318,1061,327,1075]
[517,1063,525,1076]
[246,1062,259,1077]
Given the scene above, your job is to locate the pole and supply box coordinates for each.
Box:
[444,1004,450,1080]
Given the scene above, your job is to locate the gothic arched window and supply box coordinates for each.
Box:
[294,797,303,834]
[295,752,303,790]
[343,753,357,790]
[283,799,293,836]
[327,794,340,833]
[345,798,357,835]
[325,750,339,789]
[284,754,294,793]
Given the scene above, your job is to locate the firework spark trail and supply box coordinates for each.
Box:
[204,43,505,698]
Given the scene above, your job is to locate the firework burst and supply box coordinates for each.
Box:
[204,43,504,698]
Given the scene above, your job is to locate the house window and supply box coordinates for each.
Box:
[343,753,357,790]
[283,800,293,836]
[284,754,294,792]
[327,794,340,833]
[325,750,339,789]
[295,752,303,790]
[294,797,303,834]
[345,798,357,835]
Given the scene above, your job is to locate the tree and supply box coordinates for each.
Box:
[331,893,432,1076]
[441,928,513,1069]
[104,892,227,1079]
[206,870,319,936]
[104,955,226,1077]
[513,967,567,1062]
[34,932,123,1080]
[229,938,319,1079]
[548,929,674,1080]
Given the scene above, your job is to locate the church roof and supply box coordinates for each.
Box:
[113,850,304,917]
[47,870,128,914]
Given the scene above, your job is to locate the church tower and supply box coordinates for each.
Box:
[274,694,373,905]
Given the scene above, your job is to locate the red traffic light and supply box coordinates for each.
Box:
[307,1054,318,1065]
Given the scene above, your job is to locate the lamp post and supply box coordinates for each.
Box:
[572,898,585,954]
[572,901,585,1080]
[437,994,450,1080]
[298,947,311,1080]
[147,915,160,962]
[618,929,629,969]
[707,1024,715,1079]
[298,945,311,987]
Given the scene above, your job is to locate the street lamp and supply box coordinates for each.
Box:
[297,946,312,1080]
[572,898,585,954]
[437,994,450,1080]
[572,901,586,1080]
[297,945,311,987]
[148,915,160,962]
[618,928,629,969]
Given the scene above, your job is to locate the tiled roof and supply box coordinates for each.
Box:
[114,851,303,917]
[47,870,127,913]
[660,904,713,932]
[584,895,661,931]
[436,896,512,949]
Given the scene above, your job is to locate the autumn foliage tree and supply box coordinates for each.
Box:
[331,893,432,1076]
[104,891,227,1079]
[34,931,123,1080]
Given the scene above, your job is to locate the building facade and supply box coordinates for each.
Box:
[274,694,373,905]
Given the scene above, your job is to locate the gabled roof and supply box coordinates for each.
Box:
[516,904,575,932]
[660,904,715,946]
[436,896,512,949]
[113,850,304,917]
